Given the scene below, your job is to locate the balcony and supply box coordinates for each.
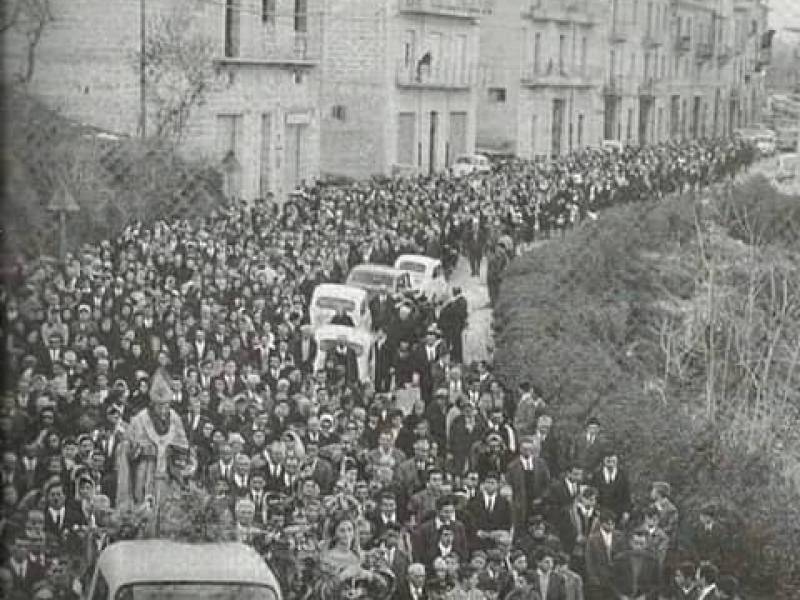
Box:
[675,35,691,53]
[638,77,660,97]
[523,0,596,26]
[642,30,664,47]
[610,20,634,43]
[399,0,487,19]
[521,66,593,89]
[603,75,630,97]
[396,62,474,89]
[217,14,321,68]
[717,44,733,63]
[695,42,713,61]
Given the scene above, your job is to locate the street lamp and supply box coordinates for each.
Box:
[46,182,80,261]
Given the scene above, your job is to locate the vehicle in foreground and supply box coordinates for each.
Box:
[309,283,371,331]
[451,153,491,177]
[346,263,411,298]
[84,540,282,599]
[776,153,799,182]
[393,254,448,302]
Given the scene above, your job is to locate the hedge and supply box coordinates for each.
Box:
[493,175,800,597]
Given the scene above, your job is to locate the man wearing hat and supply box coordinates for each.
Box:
[438,287,468,365]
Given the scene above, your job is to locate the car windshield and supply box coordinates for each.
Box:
[116,583,278,600]
[348,270,395,288]
[319,338,365,356]
[315,297,356,312]
[456,157,472,164]
[396,261,427,274]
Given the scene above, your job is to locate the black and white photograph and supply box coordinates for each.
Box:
[1,0,799,598]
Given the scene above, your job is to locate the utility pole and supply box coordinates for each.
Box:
[140,0,147,137]
[47,183,80,262]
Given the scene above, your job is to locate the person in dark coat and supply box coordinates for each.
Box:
[612,529,660,600]
[465,471,512,549]
[437,288,467,365]
[591,449,632,528]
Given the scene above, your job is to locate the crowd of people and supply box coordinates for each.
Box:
[0,137,756,600]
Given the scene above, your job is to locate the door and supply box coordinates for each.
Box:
[531,114,539,157]
[638,96,652,145]
[259,113,272,199]
[448,112,467,167]
[551,99,564,158]
[397,112,416,166]
[284,123,304,194]
[429,111,438,174]
[604,97,616,140]
[691,96,701,139]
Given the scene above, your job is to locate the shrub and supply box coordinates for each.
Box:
[494,181,800,596]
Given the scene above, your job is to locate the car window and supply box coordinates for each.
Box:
[116,583,278,600]
[432,265,442,278]
[456,156,471,165]
[315,297,356,313]
[397,261,427,274]
[348,270,396,288]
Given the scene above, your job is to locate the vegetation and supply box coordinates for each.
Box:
[493,175,800,597]
[1,89,224,259]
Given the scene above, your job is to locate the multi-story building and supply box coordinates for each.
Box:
[478,0,606,160]
[320,0,486,179]
[3,0,322,202]
[602,0,771,147]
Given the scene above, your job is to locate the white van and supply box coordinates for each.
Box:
[309,283,371,332]
[346,264,411,299]
[313,324,374,382]
[84,540,282,599]
[451,154,491,178]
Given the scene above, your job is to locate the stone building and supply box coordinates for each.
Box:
[478,0,606,160]
[320,0,488,179]
[3,0,322,203]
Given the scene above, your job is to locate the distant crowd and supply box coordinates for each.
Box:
[0,137,755,600]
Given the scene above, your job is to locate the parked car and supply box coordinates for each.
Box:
[451,154,491,178]
[776,153,799,182]
[601,139,624,153]
[776,127,799,152]
[754,132,777,156]
[393,254,448,302]
[346,263,411,299]
[83,540,283,599]
[313,324,374,382]
[309,283,371,332]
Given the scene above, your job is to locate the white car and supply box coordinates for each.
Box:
[309,283,371,332]
[394,254,448,302]
[313,324,374,383]
[346,263,411,299]
[84,540,283,599]
[451,154,491,178]
[754,133,777,156]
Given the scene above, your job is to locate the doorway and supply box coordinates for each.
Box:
[429,111,438,174]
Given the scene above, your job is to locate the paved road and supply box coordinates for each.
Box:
[449,255,493,365]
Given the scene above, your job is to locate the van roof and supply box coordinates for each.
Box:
[312,283,368,300]
[348,263,403,276]
[97,541,281,591]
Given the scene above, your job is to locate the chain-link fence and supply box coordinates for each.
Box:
[1,88,225,261]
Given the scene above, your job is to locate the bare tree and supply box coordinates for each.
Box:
[138,4,221,142]
[2,0,53,84]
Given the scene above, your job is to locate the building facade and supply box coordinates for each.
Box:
[602,0,771,147]
[478,0,771,157]
[3,0,322,203]
[320,0,486,179]
[478,0,607,160]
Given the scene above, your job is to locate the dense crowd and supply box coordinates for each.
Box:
[0,137,755,600]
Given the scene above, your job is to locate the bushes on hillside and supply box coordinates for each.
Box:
[494,182,800,596]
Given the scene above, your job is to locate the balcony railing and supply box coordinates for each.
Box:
[638,77,660,96]
[396,62,474,89]
[642,30,664,47]
[695,42,713,60]
[524,0,596,26]
[399,0,487,19]
[603,75,630,97]
[675,35,691,53]
[217,14,321,67]
[521,66,592,88]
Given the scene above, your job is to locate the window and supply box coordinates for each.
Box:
[577,114,584,147]
[397,112,416,166]
[331,105,347,121]
[294,0,307,33]
[262,0,275,25]
[632,0,638,24]
[558,34,566,73]
[580,36,587,74]
[224,0,240,58]
[534,32,541,74]
[217,114,242,161]
[403,30,416,68]
[488,88,506,103]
